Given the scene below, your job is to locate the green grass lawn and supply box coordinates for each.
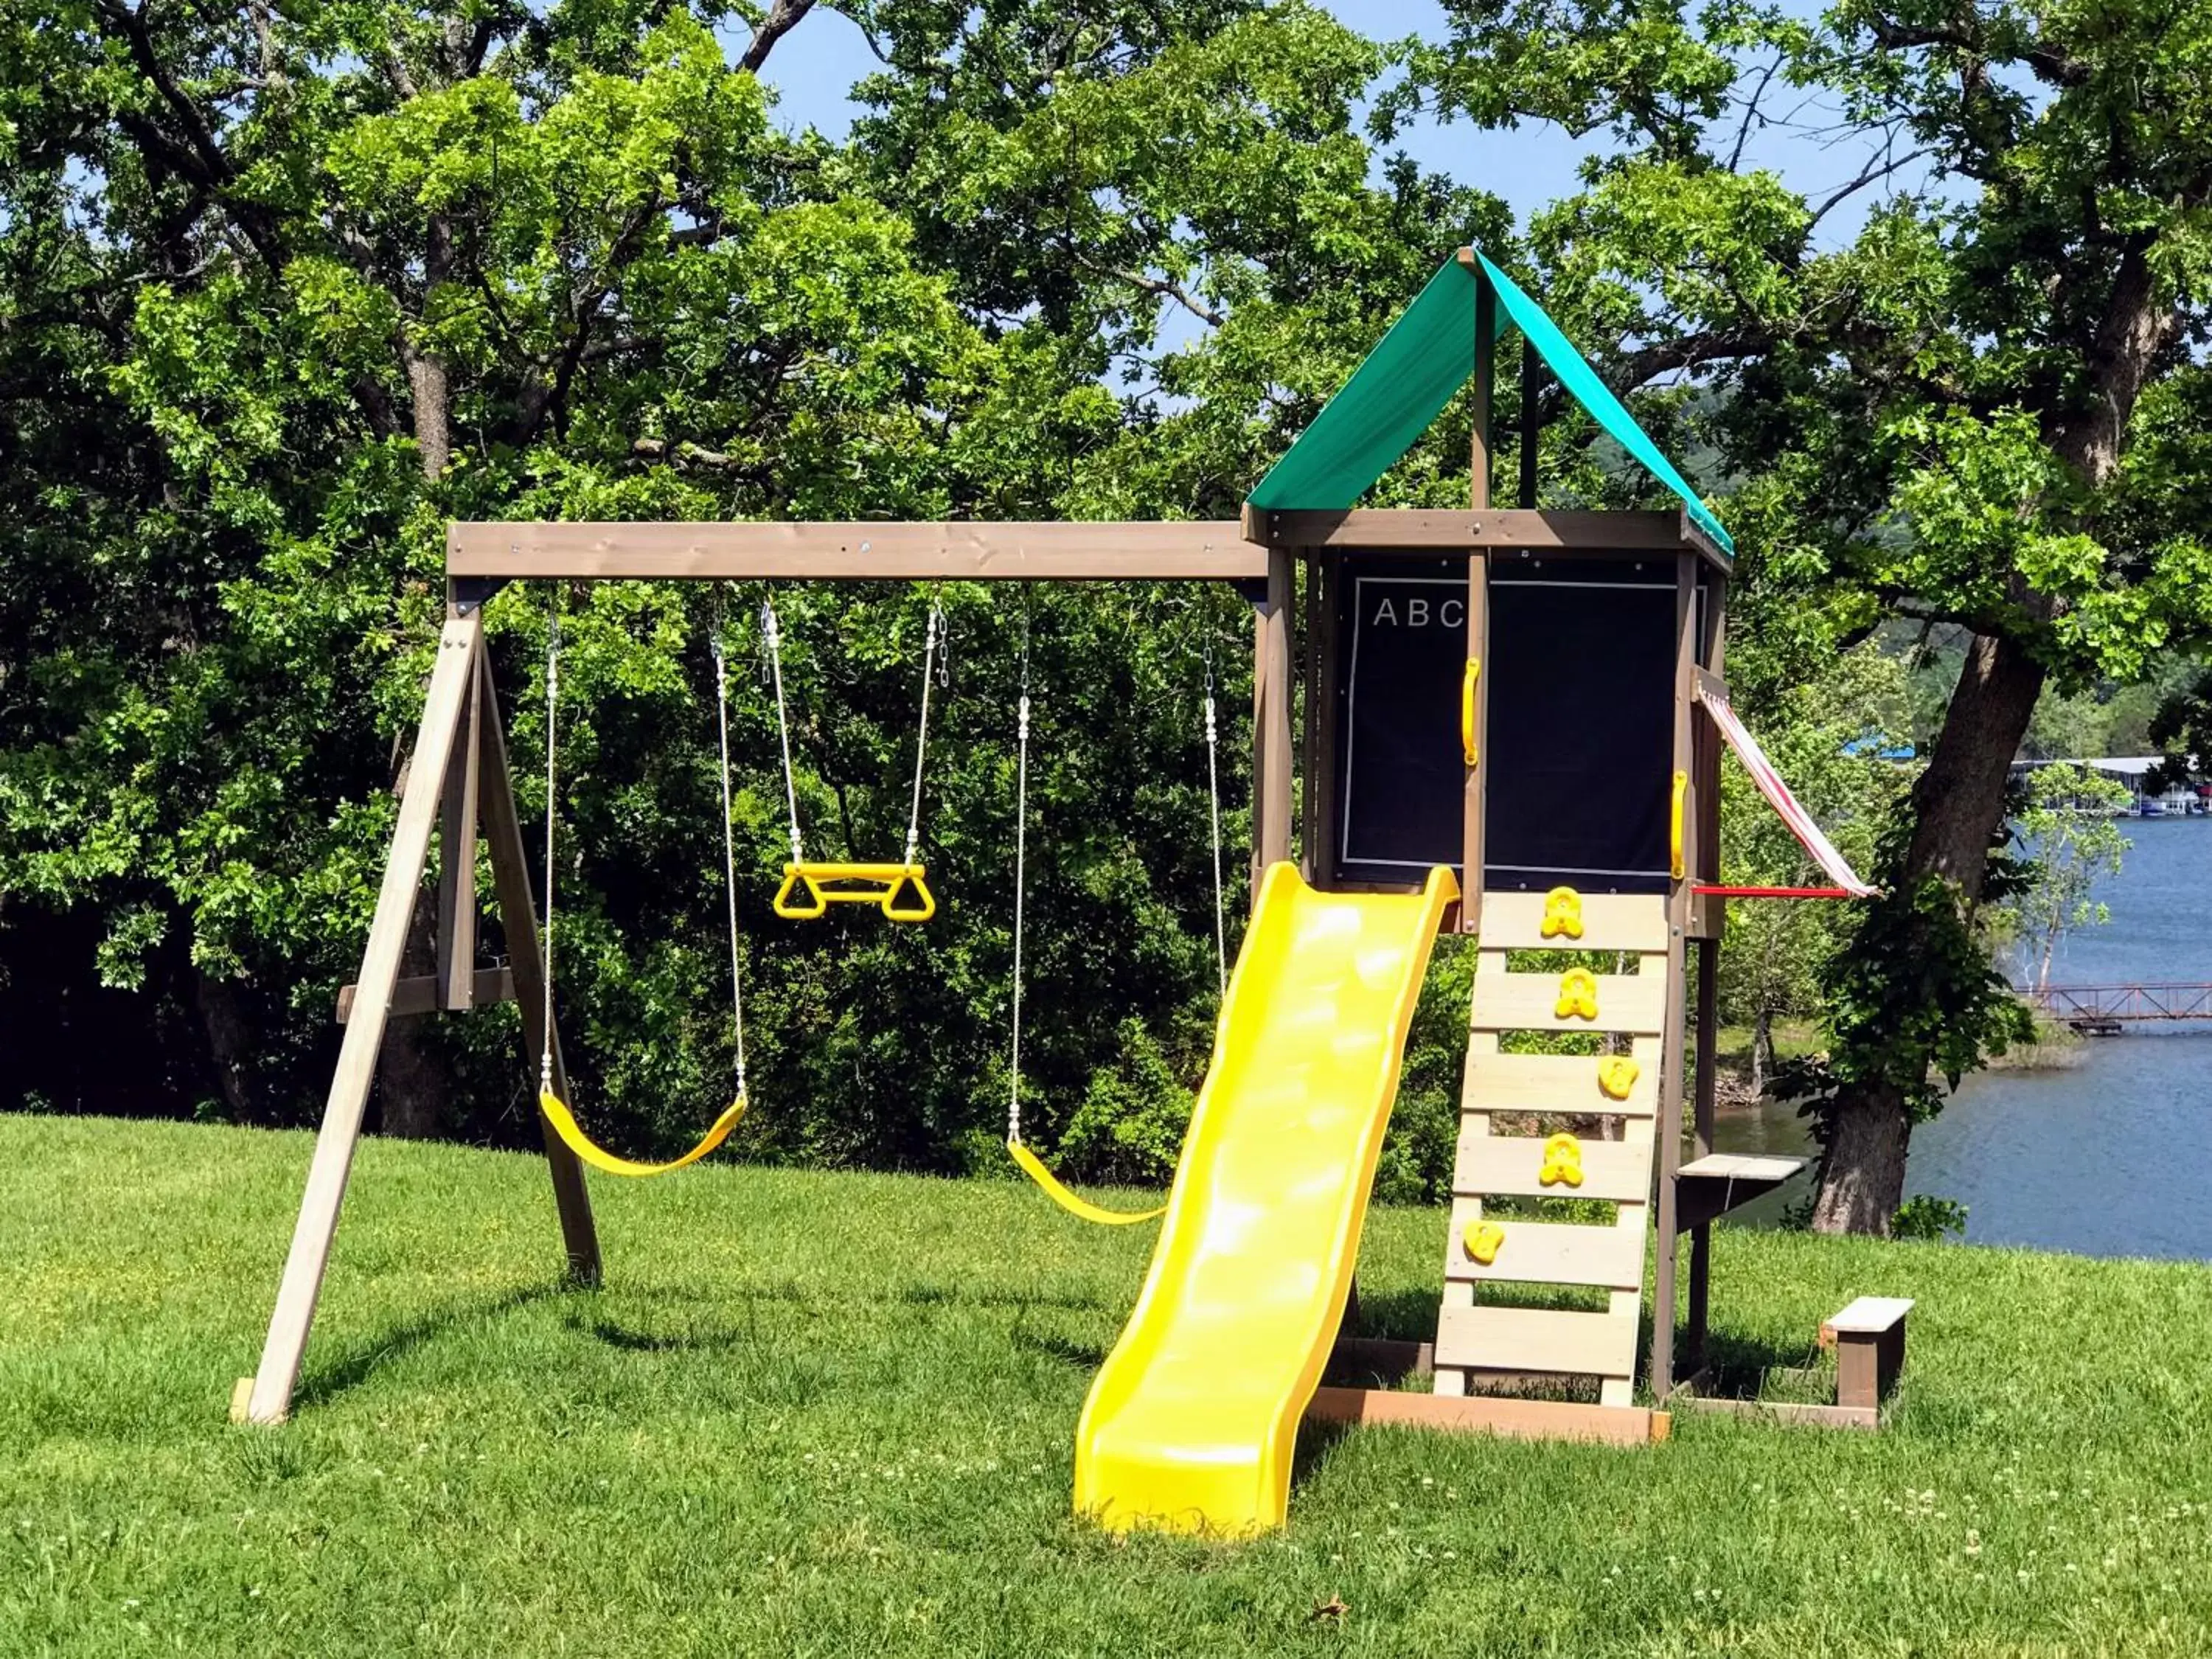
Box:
[7,1113,2212,1657]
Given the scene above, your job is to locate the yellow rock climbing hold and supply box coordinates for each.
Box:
[1555,967,1599,1021]
[1539,1132,1585,1189]
[1597,1055,1641,1101]
[1540,886,1584,941]
[1464,1220,1506,1265]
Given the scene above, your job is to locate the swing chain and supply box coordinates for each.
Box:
[905,596,945,870]
[761,598,804,866]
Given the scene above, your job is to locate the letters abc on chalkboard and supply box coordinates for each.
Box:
[1364,594,1467,630]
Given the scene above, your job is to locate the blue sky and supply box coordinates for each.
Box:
[729,0,1937,247]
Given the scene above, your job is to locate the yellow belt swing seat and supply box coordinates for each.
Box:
[532,602,753,1177]
[1001,610,1229,1227]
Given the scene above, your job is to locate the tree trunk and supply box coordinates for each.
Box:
[193,968,258,1121]
[372,206,458,1139]
[1749,1006,1773,1099]
[375,897,447,1139]
[1809,630,2047,1233]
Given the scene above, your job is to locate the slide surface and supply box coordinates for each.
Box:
[1073,861,1458,1535]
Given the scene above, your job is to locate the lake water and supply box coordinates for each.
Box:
[1717,816,2212,1260]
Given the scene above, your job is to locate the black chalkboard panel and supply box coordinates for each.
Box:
[1326,552,1686,894]
[1483,559,1677,892]
[1332,555,1470,886]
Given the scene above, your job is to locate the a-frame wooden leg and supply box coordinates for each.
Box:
[474,648,600,1283]
[238,615,484,1425]
[435,658,481,1009]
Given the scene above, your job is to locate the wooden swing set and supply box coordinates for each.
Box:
[237,245,1878,1447]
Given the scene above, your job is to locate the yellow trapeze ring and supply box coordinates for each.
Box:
[538,1089,748,1179]
[774,862,936,922]
[1007,1139,1166,1226]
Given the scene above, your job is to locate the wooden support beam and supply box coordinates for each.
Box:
[435,653,481,1009]
[1687,936,1720,1371]
[1460,271,1495,933]
[1240,507,1702,554]
[1306,1386,1670,1446]
[1250,545,1295,902]
[475,650,602,1289]
[336,968,514,1024]
[1518,335,1540,509]
[1649,553,1699,1405]
[240,615,482,1425]
[448,520,1260,582]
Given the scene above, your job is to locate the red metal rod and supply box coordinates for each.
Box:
[1692,884,1857,900]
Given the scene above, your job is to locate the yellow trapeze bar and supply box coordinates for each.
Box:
[538,1089,748,1178]
[773,861,936,922]
[1008,1139,1166,1226]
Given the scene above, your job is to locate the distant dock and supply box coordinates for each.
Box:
[2023,983,2212,1034]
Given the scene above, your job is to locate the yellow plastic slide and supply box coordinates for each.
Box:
[1073,861,1458,1536]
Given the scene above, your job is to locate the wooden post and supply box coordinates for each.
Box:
[1311,554,1343,893]
[436,635,481,1009]
[1649,552,1700,1402]
[1687,934,1719,1372]
[1300,552,1321,880]
[1518,335,1540,511]
[1461,271,1496,931]
[475,650,602,1286]
[240,614,482,1425]
[1251,544,1294,905]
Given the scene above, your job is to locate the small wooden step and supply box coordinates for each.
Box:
[1453,1131,1654,1201]
[1460,1046,1660,1119]
[1444,1206,1647,1289]
[1471,957,1668,1036]
[1476,890,1670,953]
[1435,1304,1639,1377]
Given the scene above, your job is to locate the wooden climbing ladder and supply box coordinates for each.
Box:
[1433,889,1677,1412]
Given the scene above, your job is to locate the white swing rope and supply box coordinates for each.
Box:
[760,598,805,866]
[540,603,561,1097]
[711,616,748,1100]
[1008,606,1032,1150]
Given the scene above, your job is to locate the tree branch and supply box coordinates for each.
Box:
[741,0,818,74]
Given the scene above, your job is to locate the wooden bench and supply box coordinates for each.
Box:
[1819,1295,1913,1412]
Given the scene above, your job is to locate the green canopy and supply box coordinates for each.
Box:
[1245,249,1732,557]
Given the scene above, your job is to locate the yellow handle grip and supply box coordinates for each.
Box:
[1670,769,1688,880]
[1461,657,1481,767]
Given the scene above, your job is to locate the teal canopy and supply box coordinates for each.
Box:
[1245,248,1731,557]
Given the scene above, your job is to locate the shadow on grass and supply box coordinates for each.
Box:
[293,1279,571,1411]
[569,1312,749,1354]
[1679,1327,1824,1402]
[1342,1281,1437,1343]
[1290,1415,1356,1491]
[1009,1325,1107,1370]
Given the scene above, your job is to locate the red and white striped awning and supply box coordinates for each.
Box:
[1698,686,1878,899]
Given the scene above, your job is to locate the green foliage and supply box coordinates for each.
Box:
[1991,763,2132,992]
[1891,1193,1969,1242]
[0,0,1510,1178]
[1714,643,1915,1075]
[1777,821,2036,1134]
